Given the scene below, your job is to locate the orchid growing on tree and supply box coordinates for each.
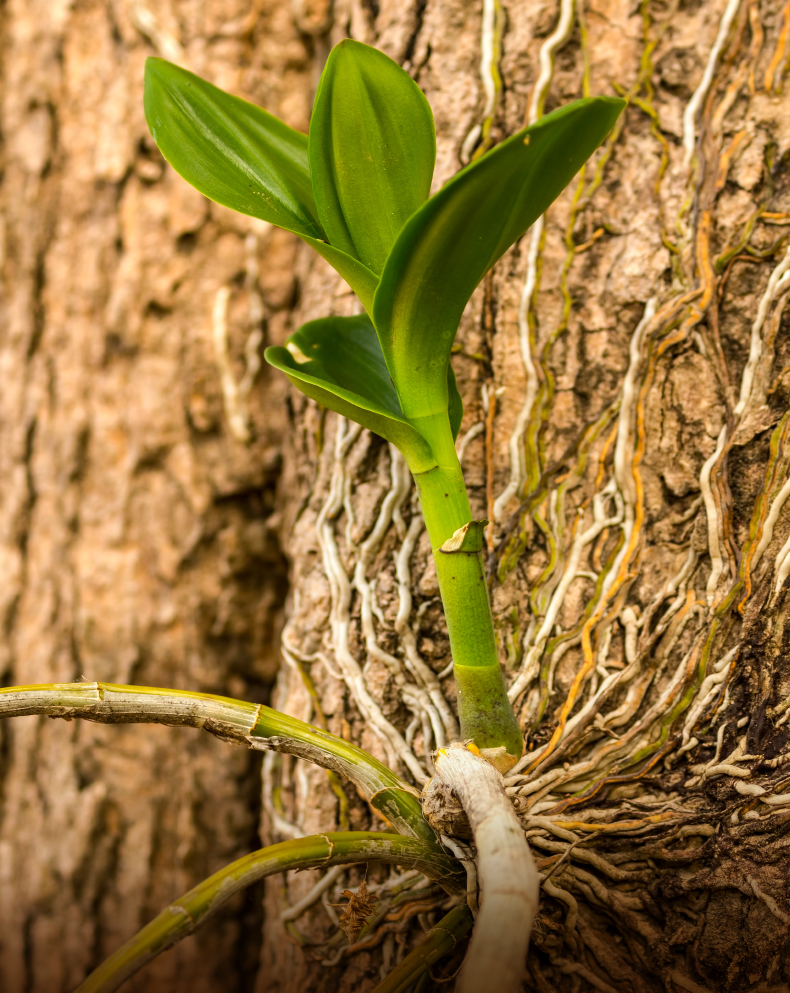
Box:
[0,40,623,993]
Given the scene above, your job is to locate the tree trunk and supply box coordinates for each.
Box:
[3,1,790,993]
[268,1,790,992]
[0,2,302,990]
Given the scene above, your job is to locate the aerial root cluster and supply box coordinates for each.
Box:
[267,0,790,984]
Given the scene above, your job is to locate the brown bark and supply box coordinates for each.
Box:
[269,1,790,992]
[0,2,303,990]
[4,1,790,993]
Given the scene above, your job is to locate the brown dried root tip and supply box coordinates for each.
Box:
[438,520,488,553]
[333,879,377,943]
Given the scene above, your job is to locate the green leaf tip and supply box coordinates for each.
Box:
[309,39,436,276]
[142,56,380,312]
[373,95,626,422]
[143,56,321,237]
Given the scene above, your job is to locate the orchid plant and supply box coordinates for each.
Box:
[0,41,623,993]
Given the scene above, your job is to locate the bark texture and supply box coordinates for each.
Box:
[5,1,790,993]
[0,2,303,990]
[267,1,790,992]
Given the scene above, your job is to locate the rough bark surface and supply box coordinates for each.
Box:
[0,2,302,990]
[5,1,790,993]
[267,1,790,992]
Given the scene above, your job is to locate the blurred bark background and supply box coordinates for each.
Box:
[4,0,790,991]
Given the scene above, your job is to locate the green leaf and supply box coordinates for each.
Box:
[0,679,435,841]
[309,40,435,276]
[373,96,626,420]
[448,362,463,440]
[143,57,379,312]
[264,315,437,472]
[371,903,474,993]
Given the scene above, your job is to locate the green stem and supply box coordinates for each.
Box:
[411,413,523,766]
[74,832,466,993]
[371,902,474,993]
[0,682,434,842]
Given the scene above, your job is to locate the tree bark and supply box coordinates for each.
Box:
[0,2,303,990]
[4,1,790,993]
[268,1,790,991]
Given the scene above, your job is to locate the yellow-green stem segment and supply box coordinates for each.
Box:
[411,413,523,766]
[371,902,474,993]
[74,832,465,993]
[0,681,435,842]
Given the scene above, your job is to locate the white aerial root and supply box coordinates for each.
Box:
[460,0,504,163]
[212,256,266,445]
[748,877,790,924]
[394,513,460,742]
[773,529,790,594]
[706,246,790,598]
[509,298,655,706]
[493,0,575,523]
[510,617,705,797]
[492,219,542,522]
[613,300,655,509]
[262,751,304,840]
[643,543,699,640]
[507,490,622,703]
[498,2,790,795]
[507,766,565,795]
[542,880,578,931]
[735,245,790,417]
[700,426,728,604]
[439,833,479,915]
[682,0,743,166]
[685,728,759,786]
[280,864,349,922]
[759,790,790,806]
[416,7,790,946]
[554,958,618,993]
[508,302,648,740]
[457,422,485,464]
[281,403,474,826]
[352,446,449,751]
[577,296,656,614]
[527,0,576,124]
[753,476,790,569]
[531,834,633,883]
[309,419,464,782]
[434,743,539,993]
[680,647,738,746]
[316,417,429,783]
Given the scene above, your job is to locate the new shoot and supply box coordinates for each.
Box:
[144,40,624,770]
